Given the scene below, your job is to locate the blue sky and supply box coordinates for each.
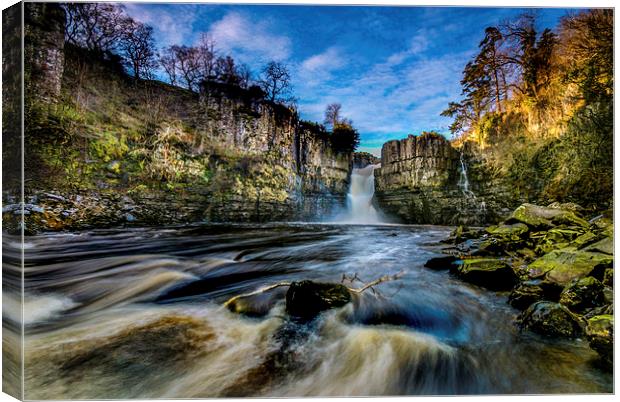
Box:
[124,4,574,156]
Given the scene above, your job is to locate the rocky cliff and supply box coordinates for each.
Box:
[374,132,513,225]
[7,3,352,233]
[352,152,380,168]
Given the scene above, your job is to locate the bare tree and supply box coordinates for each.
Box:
[215,55,240,85]
[119,21,157,80]
[259,61,292,103]
[197,33,218,80]
[324,103,342,130]
[171,45,201,91]
[237,63,253,89]
[63,3,130,53]
[159,47,179,86]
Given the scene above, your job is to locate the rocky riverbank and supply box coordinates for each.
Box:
[426,202,613,368]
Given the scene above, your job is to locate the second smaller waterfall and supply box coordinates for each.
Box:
[344,164,382,224]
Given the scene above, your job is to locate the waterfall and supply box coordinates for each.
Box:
[458,151,475,199]
[343,164,382,224]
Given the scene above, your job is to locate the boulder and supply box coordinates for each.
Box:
[585,315,613,367]
[485,222,529,240]
[527,247,613,286]
[507,203,588,229]
[508,279,562,310]
[517,301,583,338]
[285,280,351,319]
[424,255,459,270]
[559,277,605,312]
[570,231,600,249]
[509,280,546,310]
[447,225,480,244]
[534,228,584,255]
[453,258,518,290]
[583,237,613,255]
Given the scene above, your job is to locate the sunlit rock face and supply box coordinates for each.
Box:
[374,133,512,225]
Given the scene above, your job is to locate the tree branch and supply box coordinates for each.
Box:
[347,271,405,294]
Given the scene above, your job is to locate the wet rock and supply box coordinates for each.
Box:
[585,315,613,367]
[508,279,550,310]
[453,258,518,290]
[285,280,351,319]
[559,277,604,313]
[517,301,582,338]
[527,247,613,286]
[424,255,459,270]
[447,225,480,244]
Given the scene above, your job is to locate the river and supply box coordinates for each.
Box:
[3,222,612,398]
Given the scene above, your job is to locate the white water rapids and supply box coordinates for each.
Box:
[343,164,382,224]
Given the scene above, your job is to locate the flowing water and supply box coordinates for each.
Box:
[341,164,382,224]
[2,223,611,398]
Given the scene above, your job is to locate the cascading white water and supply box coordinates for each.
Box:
[344,164,382,224]
[458,151,475,198]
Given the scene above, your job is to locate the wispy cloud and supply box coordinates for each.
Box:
[124,4,199,47]
[208,12,292,63]
[296,47,347,89]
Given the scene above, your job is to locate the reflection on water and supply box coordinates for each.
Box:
[2,223,612,398]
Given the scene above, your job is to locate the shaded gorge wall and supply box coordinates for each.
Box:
[374,133,514,225]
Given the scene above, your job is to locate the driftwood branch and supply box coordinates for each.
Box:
[223,271,406,307]
[347,271,405,294]
[223,282,291,307]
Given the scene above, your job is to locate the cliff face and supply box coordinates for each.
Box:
[352,152,380,168]
[10,3,351,233]
[374,133,514,225]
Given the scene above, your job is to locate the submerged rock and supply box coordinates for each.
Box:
[559,277,605,313]
[585,315,613,367]
[517,301,582,338]
[285,280,352,319]
[527,247,613,286]
[453,258,518,290]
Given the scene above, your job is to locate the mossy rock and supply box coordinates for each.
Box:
[591,216,613,238]
[517,301,583,338]
[585,315,613,367]
[509,280,546,310]
[454,258,518,290]
[507,203,588,229]
[583,237,613,255]
[285,280,351,320]
[528,247,613,286]
[486,222,529,240]
[534,228,583,255]
[559,276,605,312]
[570,231,600,249]
[603,268,613,287]
[448,225,479,244]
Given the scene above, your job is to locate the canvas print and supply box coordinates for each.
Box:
[2,1,614,399]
